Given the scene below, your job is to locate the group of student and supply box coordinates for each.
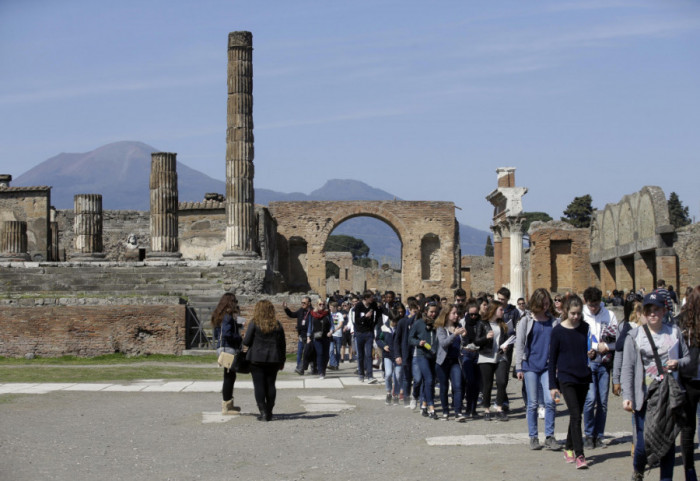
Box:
[291,282,700,480]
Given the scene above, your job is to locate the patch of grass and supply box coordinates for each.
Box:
[0,353,217,365]
[0,365,232,383]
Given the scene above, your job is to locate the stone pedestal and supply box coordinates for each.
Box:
[222,31,258,259]
[71,194,105,261]
[147,152,181,260]
[0,221,30,261]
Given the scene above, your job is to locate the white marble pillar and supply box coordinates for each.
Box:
[508,217,525,302]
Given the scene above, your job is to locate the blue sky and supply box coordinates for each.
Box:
[1,0,698,232]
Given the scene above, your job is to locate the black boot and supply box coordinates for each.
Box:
[257,404,267,421]
[265,403,274,421]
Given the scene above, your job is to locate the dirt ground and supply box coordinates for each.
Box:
[0,363,692,481]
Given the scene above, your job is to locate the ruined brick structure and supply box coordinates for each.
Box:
[0,176,51,260]
[528,221,596,295]
[590,186,679,295]
[460,255,495,297]
[269,200,460,299]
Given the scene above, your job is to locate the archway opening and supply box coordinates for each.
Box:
[323,216,402,298]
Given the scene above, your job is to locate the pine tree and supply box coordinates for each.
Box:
[484,236,494,257]
[562,195,593,228]
[668,192,691,228]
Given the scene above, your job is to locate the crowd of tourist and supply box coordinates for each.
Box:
[215,281,700,479]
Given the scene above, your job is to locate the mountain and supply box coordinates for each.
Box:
[14,141,490,256]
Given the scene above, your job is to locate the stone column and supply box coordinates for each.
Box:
[0,220,30,261]
[71,194,105,261]
[655,248,678,288]
[223,31,257,259]
[600,260,616,296]
[492,227,502,293]
[49,206,59,262]
[147,152,181,259]
[634,252,654,293]
[501,222,511,289]
[615,257,634,293]
[508,217,525,302]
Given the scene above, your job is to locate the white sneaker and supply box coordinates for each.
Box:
[367,378,379,385]
[538,406,545,419]
[409,398,417,410]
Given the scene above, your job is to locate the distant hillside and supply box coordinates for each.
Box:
[14,141,490,256]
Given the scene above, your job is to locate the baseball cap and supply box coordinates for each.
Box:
[643,292,665,309]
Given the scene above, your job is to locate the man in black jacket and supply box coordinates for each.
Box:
[355,291,381,383]
[283,297,312,375]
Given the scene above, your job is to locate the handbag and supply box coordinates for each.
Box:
[217,351,235,370]
[216,325,238,371]
[233,350,251,374]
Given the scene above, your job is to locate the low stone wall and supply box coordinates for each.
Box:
[0,303,186,358]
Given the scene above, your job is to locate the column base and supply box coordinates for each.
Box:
[0,253,31,262]
[221,250,259,260]
[69,253,106,262]
[145,252,183,259]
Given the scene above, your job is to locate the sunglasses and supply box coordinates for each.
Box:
[554,298,562,302]
[468,313,479,317]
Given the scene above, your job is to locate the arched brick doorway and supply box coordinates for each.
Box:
[269,200,459,298]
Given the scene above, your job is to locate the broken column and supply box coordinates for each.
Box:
[0,174,11,188]
[223,31,258,259]
[49,206,59,262]
[71,194,105,261]
[147,152,181,259]
[0,221,30,261]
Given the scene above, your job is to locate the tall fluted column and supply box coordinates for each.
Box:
[0,221,30,261]
[508,217,525,302]
[223,31,258,259]
[147,152,181,259]
[71,194,105,261]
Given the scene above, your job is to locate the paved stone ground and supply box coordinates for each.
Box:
[0,362,691,481]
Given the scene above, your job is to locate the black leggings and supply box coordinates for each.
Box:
[222,368,237,401]
[250,363,279,411]
[479,361,509,408]
[560,382,589,456]
[681,379,700,471]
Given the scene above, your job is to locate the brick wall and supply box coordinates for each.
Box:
[0,304,186,358]
[675,222,700,295]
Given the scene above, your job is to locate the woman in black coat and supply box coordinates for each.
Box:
[243,300,286,421]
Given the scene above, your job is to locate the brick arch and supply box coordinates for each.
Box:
[268,200,458,298]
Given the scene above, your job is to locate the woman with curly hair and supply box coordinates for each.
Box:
[211,292,242,415]
[679,285,700,481]
[242,300,286,421]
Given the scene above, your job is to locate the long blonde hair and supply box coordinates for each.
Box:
[252,300,278,334]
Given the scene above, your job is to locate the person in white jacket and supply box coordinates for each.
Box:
[582,286,619,449]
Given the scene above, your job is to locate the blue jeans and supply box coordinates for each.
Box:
[524,370,555,437]
[313,338,330,376]
[584,362,610,439]
[384,358,398,394]
[412,356,423,402]
[634,407,674,480]
[436,358,463,415]
[461,351,480,414]
[296,335,304,369]
[329,336,342,367]
[415,355,436,407]
[355,331,374,379]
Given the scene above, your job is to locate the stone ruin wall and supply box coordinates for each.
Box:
[461,255,495,297]
[675,222,700,295]
[0,187,51,260]
[53,203,276,263]
[528,221,596,297]
[0,302,186,357]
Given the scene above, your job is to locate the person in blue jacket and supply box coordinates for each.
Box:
[212,292,242,415]
[377,308,400,405]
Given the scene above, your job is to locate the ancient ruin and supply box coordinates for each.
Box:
[486,168,527,301]
[147,152,181,259]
